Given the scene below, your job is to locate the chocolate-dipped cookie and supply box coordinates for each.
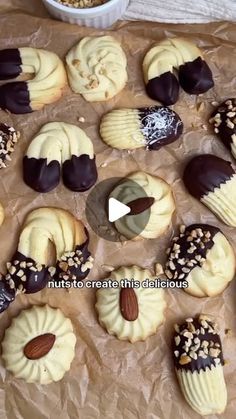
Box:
[0,48,67,114]
[2,305,76,384]
[173,315,227,415]
[23,122,97,193]
[0,123,20,168]
[100,106,183,150]
[0,208,94,313]
[165,224,235,297]
[143,38,213,105]
[210,98,236,159]
[183,154,236,226]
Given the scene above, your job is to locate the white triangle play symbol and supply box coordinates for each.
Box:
[108,198,131,222]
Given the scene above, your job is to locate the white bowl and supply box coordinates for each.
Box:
[42,0,130,28]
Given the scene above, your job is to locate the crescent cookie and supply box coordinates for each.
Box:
[66,36,127,102]
[183,154,236,227]
[0,208,93,313]
[173,315,227,415]
[209,98,236,159]
[109,171,175,240]
[100,106,183,150]
[96,266,167,343]
[23,122,97,193]
[2,305,76,384]
[0,48,67,114]
[143,37,214,105]
[0,123,20,169]
[165,224,235,297]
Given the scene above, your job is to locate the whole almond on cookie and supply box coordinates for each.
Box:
[24,333,56,360]
[127,197,155,215]
[119,288,139,321]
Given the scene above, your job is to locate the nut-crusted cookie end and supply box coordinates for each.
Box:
[173,315,227,415]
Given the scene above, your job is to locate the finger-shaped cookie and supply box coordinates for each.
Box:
[66,36,127,102]
[2,208,93,304]
[173,315,227,415]
[165,224,235,297]
[110,171,175,240]
[23,122,97,193]
[183,154,236,226]
[100,106,183,150]
[209,98,236,159]
[96,266,166,343]
[0,123,20,169]
[143,38,213,105]
[0,48,67,114]
[2,305,76,384]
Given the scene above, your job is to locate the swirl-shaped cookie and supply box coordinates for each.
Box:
[173,315,227,415]
[165,224,235,297]
[143,38,214,105]
[2,305,76,384]
[66,36,127,102]
[100,106,183,150]
[210,98,236,159]
[109,172,175,240]
[96,266,167,343]
[23,122,97,193]
[0,208,93,313]
[183,154,236,227]
[0,48,67,114]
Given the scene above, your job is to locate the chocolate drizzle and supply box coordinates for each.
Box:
[179,57,214,95]
[173,316,224,373]
[165,224,220,281]
[146,72,179,106]
[183,154,235,200]
[0,82,31,114]
[62,155,98,192]
[0,48,22,80]
[138,106,183,150]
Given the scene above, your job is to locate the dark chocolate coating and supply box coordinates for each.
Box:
[0,49,22,80]
[0,281,15,313]
[6,251,50,294]
[0,82,31,114]
[179,57,214,95]
[55,240,92,281]
[23,157,60,193]
[138,106,183,150]
[62,155,98,192]
[173,317,224,372]
[166,224,220,281]
[211,99,236,152]
[146,72,179,106]
[183,154,235,199]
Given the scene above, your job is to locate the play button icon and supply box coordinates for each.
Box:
[108,198,131,222]
[85,177,152,242]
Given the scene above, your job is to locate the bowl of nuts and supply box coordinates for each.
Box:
[42,0,130,28]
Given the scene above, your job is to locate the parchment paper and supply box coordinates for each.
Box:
[0,7,236,419]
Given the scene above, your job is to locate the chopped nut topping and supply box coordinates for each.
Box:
[179,355,191,365]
